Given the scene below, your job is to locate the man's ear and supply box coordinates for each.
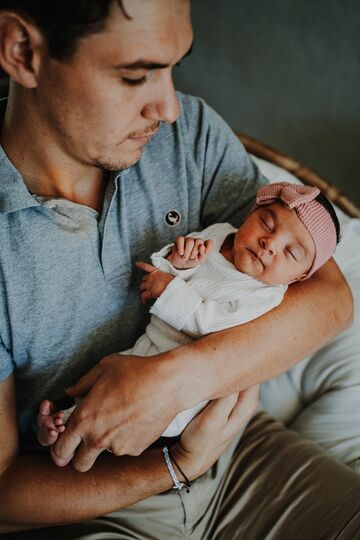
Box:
[0,12,45,88]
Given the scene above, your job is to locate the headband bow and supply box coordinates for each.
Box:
[256,182,320,209]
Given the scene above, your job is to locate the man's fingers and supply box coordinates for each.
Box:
[210,393,239,418]
[70,443,104,473]
[140,291,150,304]
[197,394,238,425]
[52,430,82,467]
[66,365,102,397]
[227,386,259,426]
[139,278,149,291]
[136,261,157,274]
[50,446,75,467]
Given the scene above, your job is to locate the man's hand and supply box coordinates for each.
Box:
[51,353,182,472]
[167,236,214,269]
[173,386,259,480]
[136,261,175,303]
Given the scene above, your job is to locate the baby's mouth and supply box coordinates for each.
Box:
[246,247,265,268]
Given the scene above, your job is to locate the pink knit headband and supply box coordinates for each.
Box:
[256,182,337,278]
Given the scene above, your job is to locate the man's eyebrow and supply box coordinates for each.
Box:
[115,43,193,71]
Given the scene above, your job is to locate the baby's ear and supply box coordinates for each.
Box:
[289,273,308,284]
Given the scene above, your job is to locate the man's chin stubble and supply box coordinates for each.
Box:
[94,149,143,172]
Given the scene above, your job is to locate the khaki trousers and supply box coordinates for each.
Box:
[8,412,360,540]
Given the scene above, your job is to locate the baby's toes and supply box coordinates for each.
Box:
[46,428,61,446]
[39,399,52,416]
[38,411,55,434]
[38,424,58,446]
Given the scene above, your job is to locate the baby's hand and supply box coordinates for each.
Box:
[168,236,214,269]
[136,262,175,303]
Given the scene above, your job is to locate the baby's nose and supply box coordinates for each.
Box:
[260,237,276,255]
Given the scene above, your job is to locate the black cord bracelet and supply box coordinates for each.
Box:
[168,448,191,493]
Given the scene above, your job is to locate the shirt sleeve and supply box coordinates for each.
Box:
[0,335,14,382]
[150,277,286,337]
[150,243,202,280]
[178,93,269,228]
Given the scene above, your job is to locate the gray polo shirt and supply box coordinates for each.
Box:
[0,93,266,440]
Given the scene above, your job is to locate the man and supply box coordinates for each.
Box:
[0,1,359,538]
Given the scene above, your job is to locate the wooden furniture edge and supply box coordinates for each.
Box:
[235,131,360,219]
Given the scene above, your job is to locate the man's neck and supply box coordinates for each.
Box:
[0,93,108,212]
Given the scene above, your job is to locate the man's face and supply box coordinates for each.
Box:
[35,0,192,171]
[232,203,316,285]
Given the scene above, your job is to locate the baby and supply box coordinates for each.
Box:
[38,182,340,445]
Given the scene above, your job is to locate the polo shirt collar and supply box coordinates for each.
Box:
[0,145,41,215]
[0,98,40,215]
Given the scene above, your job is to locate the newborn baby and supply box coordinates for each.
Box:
[38,182,340,446]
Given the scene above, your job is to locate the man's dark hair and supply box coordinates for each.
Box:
[0,1,130,60]
[315,191,341,244]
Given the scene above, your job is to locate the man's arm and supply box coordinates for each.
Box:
[0,374,173,532]
[0,374,257,533]
[53,257,352,472]
[1,451,172,533]
[177,257,353,398]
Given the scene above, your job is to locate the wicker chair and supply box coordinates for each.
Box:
[236,132,360,220]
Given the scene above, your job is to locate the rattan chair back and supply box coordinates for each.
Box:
[236,132,360,219]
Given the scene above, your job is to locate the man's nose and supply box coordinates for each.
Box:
[142,72,180,124]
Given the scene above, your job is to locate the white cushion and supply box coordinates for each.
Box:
[253,155,360,471]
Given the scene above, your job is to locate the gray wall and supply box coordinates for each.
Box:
[174,0,360,206]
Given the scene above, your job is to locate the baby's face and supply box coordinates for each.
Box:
[233,202,316,285]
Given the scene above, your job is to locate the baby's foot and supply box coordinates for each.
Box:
[37,400,66,447]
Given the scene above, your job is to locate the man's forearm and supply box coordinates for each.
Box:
[170,258,353,405]
[0,448,174,532]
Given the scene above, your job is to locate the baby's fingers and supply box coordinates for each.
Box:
[204,239,214,254]
[198,244,207,264]
[190,238,205,259]
[184,238,195,259]
[175,236,185,256]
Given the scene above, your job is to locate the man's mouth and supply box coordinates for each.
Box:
[128,123,159,142]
